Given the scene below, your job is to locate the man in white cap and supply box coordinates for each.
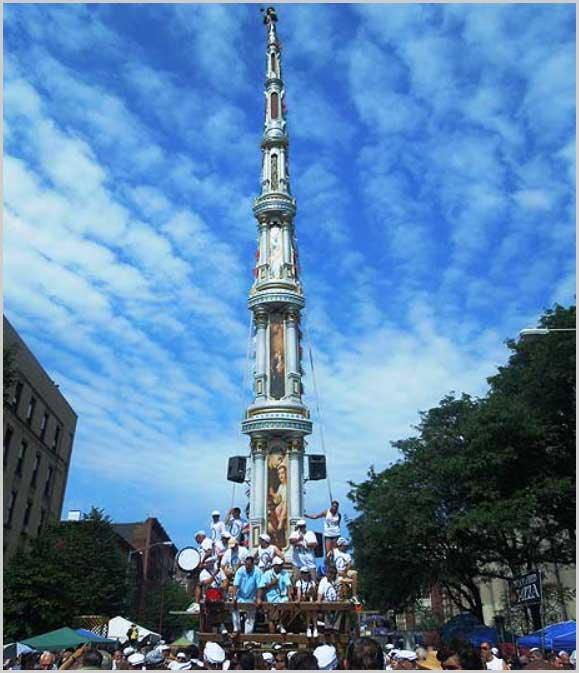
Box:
[303,530,319,580]
[230,555,262,634]
[210,511,227,542]
[317,565,340,632]
[314,644,338,670]
[204,642,228,670]
[295,519,307,536]
[221,536,249,590]
[226,507,245,544]
[258,557,293,634]
[332,537,359,601]
[262,652,275,670]
[123,646,136,658]
[255,533,282,571]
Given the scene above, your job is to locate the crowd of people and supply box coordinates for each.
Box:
[6,638,576,670]
[188,504,358,637]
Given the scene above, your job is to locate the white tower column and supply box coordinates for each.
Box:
[254,310,268,398]
[288,439,304,526]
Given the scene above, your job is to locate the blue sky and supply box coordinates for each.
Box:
[4,3,575,551]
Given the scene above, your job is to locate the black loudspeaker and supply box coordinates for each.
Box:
[314,531,324,558]
[307,454,326,481]
[227,456,247,483]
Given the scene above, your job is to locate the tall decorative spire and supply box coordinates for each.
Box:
[242,7,312,551]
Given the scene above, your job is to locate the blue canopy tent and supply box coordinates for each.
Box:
[518,621,576,651]
[75,629,117,646]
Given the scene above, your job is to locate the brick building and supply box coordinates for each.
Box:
[3,316,78,565]
[112,517,177,618]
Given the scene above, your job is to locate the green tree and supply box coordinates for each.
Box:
[4,507,129,641]
[348,304,575,626]
[141,579,192,640]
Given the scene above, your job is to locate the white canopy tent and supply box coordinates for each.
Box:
[106,616,161,644]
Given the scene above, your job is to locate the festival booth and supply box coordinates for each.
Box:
[21,627,91,652]
[518,620,576,651]
[106,616,161,645]
[75,629,117,646]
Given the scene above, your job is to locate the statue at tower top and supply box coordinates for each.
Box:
[261,6,278,25]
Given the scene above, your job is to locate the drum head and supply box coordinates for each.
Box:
[177,547,201,572]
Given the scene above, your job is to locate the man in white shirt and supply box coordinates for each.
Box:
[193,530,216,605]
[332,537,358,601]
[221,538,249,590]
[210,511,227,543]
[317,565,340,631]
[226,507,245,544]
[480,642,509,670]
[255,533,282,572]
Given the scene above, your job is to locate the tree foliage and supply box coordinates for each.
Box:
[4,507,129,641]
[140,580,192,641]
[348,304,575,623]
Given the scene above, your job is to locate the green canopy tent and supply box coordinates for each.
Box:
[21,627,90,652]
[169,635,194,648]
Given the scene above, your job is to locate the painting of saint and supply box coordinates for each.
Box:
[267,451,289,548]
[269,312,285,399]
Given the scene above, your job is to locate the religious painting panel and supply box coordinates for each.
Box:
[269,311,285,399]
[266,448,288,548]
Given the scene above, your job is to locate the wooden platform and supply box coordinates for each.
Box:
[198,632,351,645]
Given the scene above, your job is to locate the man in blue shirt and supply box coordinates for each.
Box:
[258,557,293,634]
[230,555,262,634]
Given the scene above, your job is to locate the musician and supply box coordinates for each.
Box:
[258,557,293,634]
[255,533,283,571]
[295,566,318,638]
[231,555,262,634]
[221,537,249,591]
[195,530,214,564]
[332,537,359,602]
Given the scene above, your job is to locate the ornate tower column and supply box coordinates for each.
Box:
[242,7,312,550]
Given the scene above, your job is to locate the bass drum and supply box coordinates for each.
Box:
[176,547,201,573]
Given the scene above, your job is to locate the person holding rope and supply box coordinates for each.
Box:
[304,500,341,557]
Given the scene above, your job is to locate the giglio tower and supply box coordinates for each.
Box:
[241,7,313,551]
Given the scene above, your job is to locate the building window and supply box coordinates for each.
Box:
[4,425,14,465]
[52,425,61,452]
[26,396,37,426]
[30,453,41,488]
[23,500,33,528]
[40,413,49,442]
[15,440,28,477]
[12,381,23,412]
[44,466,54,497]
[5,491,17,527]
[271,92,279,119]
[38,509,46,535]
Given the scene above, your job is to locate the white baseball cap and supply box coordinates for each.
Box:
[123,647,136,656]
[177,652,188,660]
[195,529,206,538]
[212,510,221,517]
[273,557,284,566]
[296,519,306,527]
[259,533,271,543]
[314,644,337,670]
[396,650,417,661]
[127,653,145,666]
[204,642,226,664]
[262,653,274,662]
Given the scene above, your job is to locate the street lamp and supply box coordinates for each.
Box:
[127,540,173,564]
[520,328,576,337]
